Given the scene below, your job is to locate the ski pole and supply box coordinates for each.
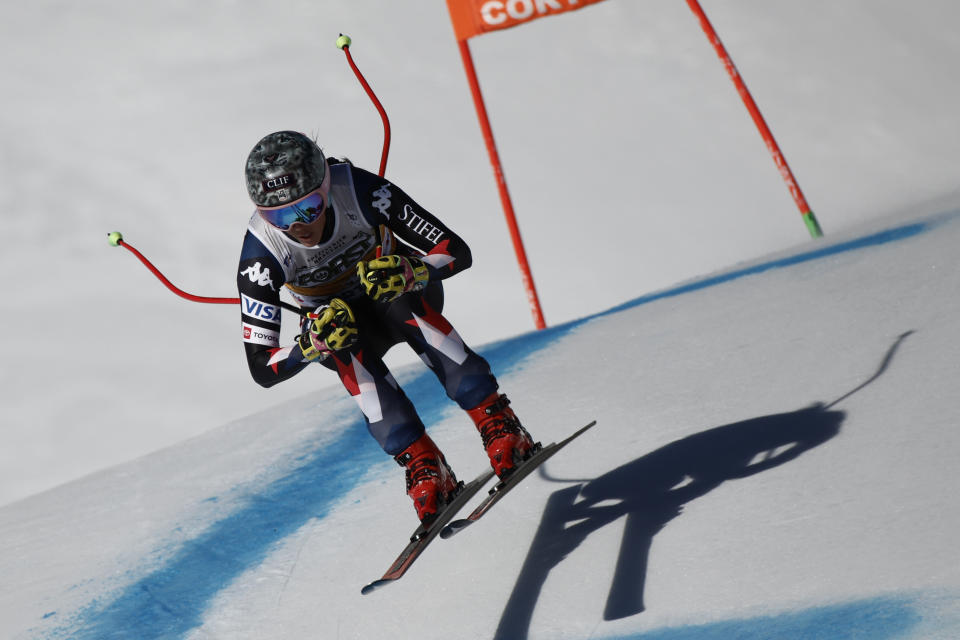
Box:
[110,39,389,315]
[106,232,306,316]
[337,34,391,179]
[338,33,391,256]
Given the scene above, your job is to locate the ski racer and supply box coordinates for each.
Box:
[237,131,537,524]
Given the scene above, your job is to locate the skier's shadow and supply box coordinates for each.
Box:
[494,331,914,640]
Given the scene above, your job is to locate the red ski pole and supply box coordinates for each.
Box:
[107,232,305,315]
[337,33,394,256]
[337,34,391,179]
[111,37,391,313]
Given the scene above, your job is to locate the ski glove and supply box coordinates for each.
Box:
[356,254,429,303]
[297,298,359,361]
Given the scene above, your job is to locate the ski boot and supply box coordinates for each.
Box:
[394,433,459,525]
[467,393,537,479]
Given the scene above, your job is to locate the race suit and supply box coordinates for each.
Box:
[237,160,498,455]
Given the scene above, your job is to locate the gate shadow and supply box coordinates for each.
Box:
[494,331,914,639]
[493,403,845,639]
[494,330,914,640]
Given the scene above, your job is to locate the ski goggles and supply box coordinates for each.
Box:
[257,188,328,230]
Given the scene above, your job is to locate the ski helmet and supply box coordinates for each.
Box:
[245,131,327,207]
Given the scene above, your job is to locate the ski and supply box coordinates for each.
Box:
[361,467,496,595]
[440,420,597,540]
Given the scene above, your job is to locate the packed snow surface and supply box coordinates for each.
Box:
[3,207,959,638]
[2,1,960,638]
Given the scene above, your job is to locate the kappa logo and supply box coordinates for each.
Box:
[240,262,277,291]
[371,184,393,217]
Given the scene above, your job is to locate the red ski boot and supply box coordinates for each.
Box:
[467,393,537,479]
[394,433,459,524]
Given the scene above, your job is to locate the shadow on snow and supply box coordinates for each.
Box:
[494,332,914,640]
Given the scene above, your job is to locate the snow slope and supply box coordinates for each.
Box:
[2,204,958,639]
[3,0,960,507]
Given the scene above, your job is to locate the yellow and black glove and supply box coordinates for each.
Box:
[297,298,359,361]
[356,255,429,303]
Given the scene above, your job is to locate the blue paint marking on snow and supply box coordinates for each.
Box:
[476,219,930,371]
[605,595,921,640]
[52,218,935,639]
[53,407,387,640]
[600,221,929,318]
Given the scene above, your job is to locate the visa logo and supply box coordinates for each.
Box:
[241,294,282,325]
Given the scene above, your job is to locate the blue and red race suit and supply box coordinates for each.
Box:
[237,160,498,455]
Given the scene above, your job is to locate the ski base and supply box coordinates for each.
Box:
[440,420,597,540]
[361,467,496,595]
